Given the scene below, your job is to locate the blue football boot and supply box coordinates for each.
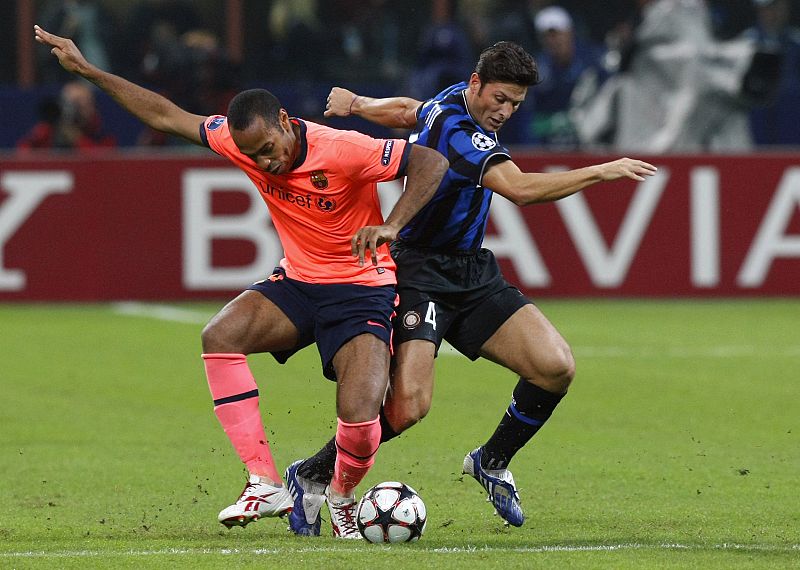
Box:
[463,447,525,527]
[285,459,326,536]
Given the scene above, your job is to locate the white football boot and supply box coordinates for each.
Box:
[218,474,293,528]
[325,486,362,539]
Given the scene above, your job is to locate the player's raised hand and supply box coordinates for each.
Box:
[351,224,398,267]
[325,87,359,118]
[34,25,93,76]
[597,158,658,182]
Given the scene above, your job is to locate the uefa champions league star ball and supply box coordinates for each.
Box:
[356,481,427,543]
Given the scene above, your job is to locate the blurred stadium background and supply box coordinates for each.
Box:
[3,0,800,148]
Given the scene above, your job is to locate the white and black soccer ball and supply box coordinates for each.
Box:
[356,481,427,543]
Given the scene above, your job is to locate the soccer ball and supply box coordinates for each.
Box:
[356,481,427,543]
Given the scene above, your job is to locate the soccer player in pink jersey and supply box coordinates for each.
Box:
[35,25,448,539]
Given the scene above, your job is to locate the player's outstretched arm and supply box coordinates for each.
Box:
[34,25,206,145]
[324,87,421,129]
[483,157,658,206]
[352,145,448,266]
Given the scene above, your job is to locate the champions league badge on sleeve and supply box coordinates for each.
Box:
[471,132,496,151]
[207,117,226,131]
[381,140,395,165]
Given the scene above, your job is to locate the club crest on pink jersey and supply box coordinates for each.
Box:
[310,170,328,190]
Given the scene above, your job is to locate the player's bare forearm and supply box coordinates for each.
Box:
[384,145,448,231]
[34,25,205,145]
[484,158,658,206]
[351,145,447,266]
[352,96,421,129]
[325,87,420,129]
[89,72,203,143]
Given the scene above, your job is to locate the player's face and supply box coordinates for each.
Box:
[231,110,299,175]
[466,74,527,132]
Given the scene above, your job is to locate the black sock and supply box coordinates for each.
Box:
[297,407,400,484]
[481,378,565,470]
[297,437,336,484]
[379,407,401,443]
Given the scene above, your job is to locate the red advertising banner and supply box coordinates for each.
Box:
[1,152,799,300]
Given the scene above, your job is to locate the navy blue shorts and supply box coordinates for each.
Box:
[248,268,396,381]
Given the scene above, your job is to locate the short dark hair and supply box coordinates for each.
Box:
[227,89,283,131]
[474,41,539,87]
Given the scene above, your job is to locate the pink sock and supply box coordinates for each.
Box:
[202,353,280,483]
[331,416,381,496]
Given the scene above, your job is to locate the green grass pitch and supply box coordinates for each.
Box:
[1,300,798,569]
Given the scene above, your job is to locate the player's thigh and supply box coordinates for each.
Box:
[479,304,575,384]
[202,290,299,354]
[332,332,391,422]
[385,339,437,426]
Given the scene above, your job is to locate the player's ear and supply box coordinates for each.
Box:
[278,108,291,132]
[468,73,482,93]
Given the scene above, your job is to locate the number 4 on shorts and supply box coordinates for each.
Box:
[425,302,437,330]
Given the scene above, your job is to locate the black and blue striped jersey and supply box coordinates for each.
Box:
[398,82,511,252]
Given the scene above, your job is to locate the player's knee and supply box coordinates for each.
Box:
[201,318,239,353]
[386,390,431,433]
[530,344,575,391]
[558,345,576,379]
[200,321,222,353]
[338,399,383,424]
[394,401,430,432]
[337,378,386,423]
[549,345,576,388]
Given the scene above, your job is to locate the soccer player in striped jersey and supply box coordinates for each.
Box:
[35,25,448,539]
[289,41,656,530]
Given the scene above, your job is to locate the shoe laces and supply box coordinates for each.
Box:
[331,500,359,536]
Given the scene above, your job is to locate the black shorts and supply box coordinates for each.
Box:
[248,268,396,380]
[390,243,532,360]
